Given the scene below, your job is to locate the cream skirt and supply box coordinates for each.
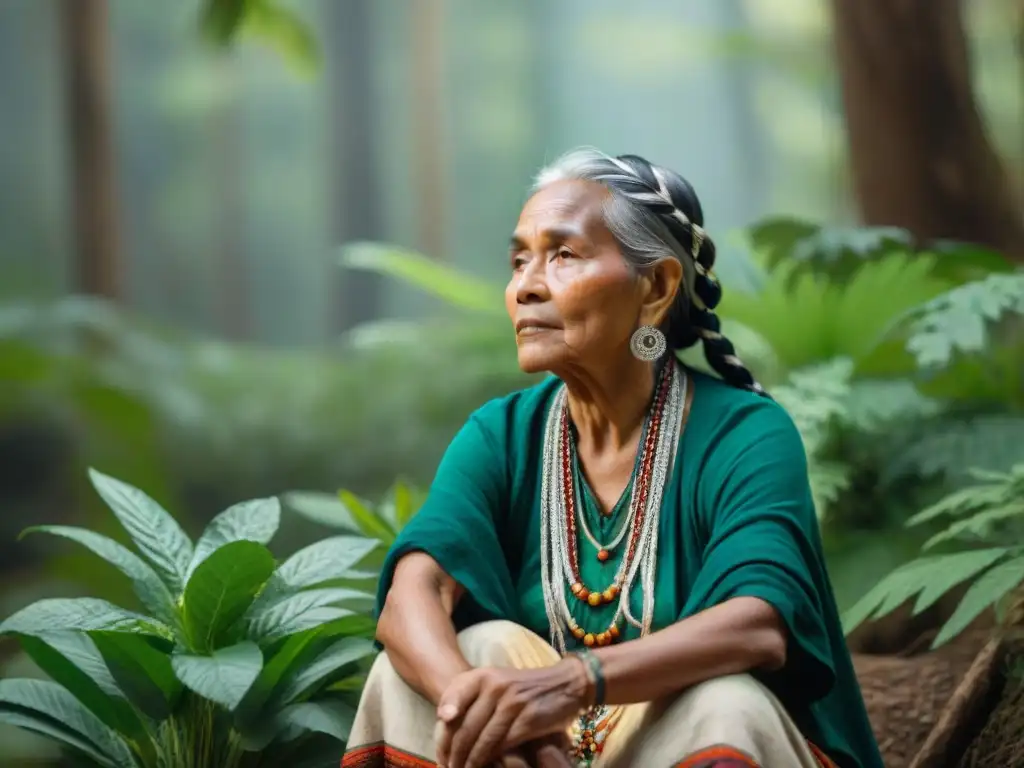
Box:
[341,621,836,768]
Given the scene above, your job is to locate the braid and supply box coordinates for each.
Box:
[608,153,767,396]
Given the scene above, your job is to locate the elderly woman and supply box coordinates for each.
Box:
[341,150,883,768]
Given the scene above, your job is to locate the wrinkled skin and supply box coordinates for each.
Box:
[505,179,679,379]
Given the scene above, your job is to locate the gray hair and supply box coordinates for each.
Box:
[532,148,765,395]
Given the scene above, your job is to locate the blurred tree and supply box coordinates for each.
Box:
[832,0,1024,260]
[326,0,385,330]
[60,0,121,297]
[211,58,250,339]
[410,0,447,260]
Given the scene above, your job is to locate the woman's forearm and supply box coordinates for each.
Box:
[376,553,472,705]
[592,597,787,705]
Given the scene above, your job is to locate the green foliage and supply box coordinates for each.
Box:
[717,251,952,373]
[903,272,1024,369]
[844,465,1024,648]
[285,480,424,550]
[0,471,380,767]
[772,359,854,517]
[343,243,506,317]
[199,0,320,74]
[749,217,1011,285]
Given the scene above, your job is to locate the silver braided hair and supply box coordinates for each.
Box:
[533,148,766,396]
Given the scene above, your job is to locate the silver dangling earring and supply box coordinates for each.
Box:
[630,325,666,361]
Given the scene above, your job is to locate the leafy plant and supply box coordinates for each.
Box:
[717,252,953,374]
[748,217,1011,286]
[0,470,380,767]
[199,0,320,74]
[861,270,1024,491]
[843,464,1024,648]
[285,481,424,551]
[772,359,855,518]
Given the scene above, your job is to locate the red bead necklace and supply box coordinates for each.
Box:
[561,363,673,646]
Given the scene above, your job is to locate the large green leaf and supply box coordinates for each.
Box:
[381,481,422,529]
[20,525,175,622]
[18,634,152,755]
[0,679,136,768]
[276,637,375,704]
[283,491,359,531]
[239,619,378,731]
[932,554,1024,648]
[24,632,121,696]
[242,0,320,75]
[338,490,396,544]
[275,536,380,591]
[235,629,324,728]
[247,588,369,645]
[199,0,249,43]
[0,710,121,768]
[342,242,506,316]
[269,699,355,744]
[186,497,281,581]
[172,641,264,711]
[0,598,170,639]
[182,540,276,652]
[91,632,183,721]
[88,469,194,594]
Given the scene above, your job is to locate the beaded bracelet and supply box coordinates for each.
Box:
[572,648,606,708]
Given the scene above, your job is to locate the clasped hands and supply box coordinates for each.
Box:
[434,660,592,768]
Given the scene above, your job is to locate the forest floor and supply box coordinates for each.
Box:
[854,630,1024,767]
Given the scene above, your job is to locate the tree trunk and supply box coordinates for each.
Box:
[410,0,447,259]
[831,0,1024,261]
[60,0,121,297]
[326,0,384,332]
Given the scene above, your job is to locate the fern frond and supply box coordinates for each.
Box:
[842,548,1009,634]
[882,415,1024,486]
[906,482,1010,527]
[842,379,941,433]
[808,460,852,517]
[719,254,950,371]
[903,272,1024,369]
[932,553,1024,647]
[773,358,853,450]
[773,359,854,520]
[922,501,1024,550]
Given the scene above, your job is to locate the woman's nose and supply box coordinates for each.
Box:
[515,260,550,304]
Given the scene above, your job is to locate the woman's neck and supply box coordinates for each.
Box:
[560,356,659,452]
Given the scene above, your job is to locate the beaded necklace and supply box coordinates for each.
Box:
[539,361,687,767]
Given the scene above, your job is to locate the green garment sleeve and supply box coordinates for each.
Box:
[682,402,836,706]
[374,407,517,629]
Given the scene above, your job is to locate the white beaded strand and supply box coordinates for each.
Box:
[539,362,688,653]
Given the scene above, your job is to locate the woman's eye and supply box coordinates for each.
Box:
[555,247,575,260]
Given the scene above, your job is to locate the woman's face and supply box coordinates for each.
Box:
[505,179,652,375]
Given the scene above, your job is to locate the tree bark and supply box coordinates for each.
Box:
[60,0,121,297]
[831,0,1024,261]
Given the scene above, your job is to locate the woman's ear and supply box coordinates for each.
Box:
[638,258,683,328]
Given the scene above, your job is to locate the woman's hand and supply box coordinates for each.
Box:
[435,661,590,768]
